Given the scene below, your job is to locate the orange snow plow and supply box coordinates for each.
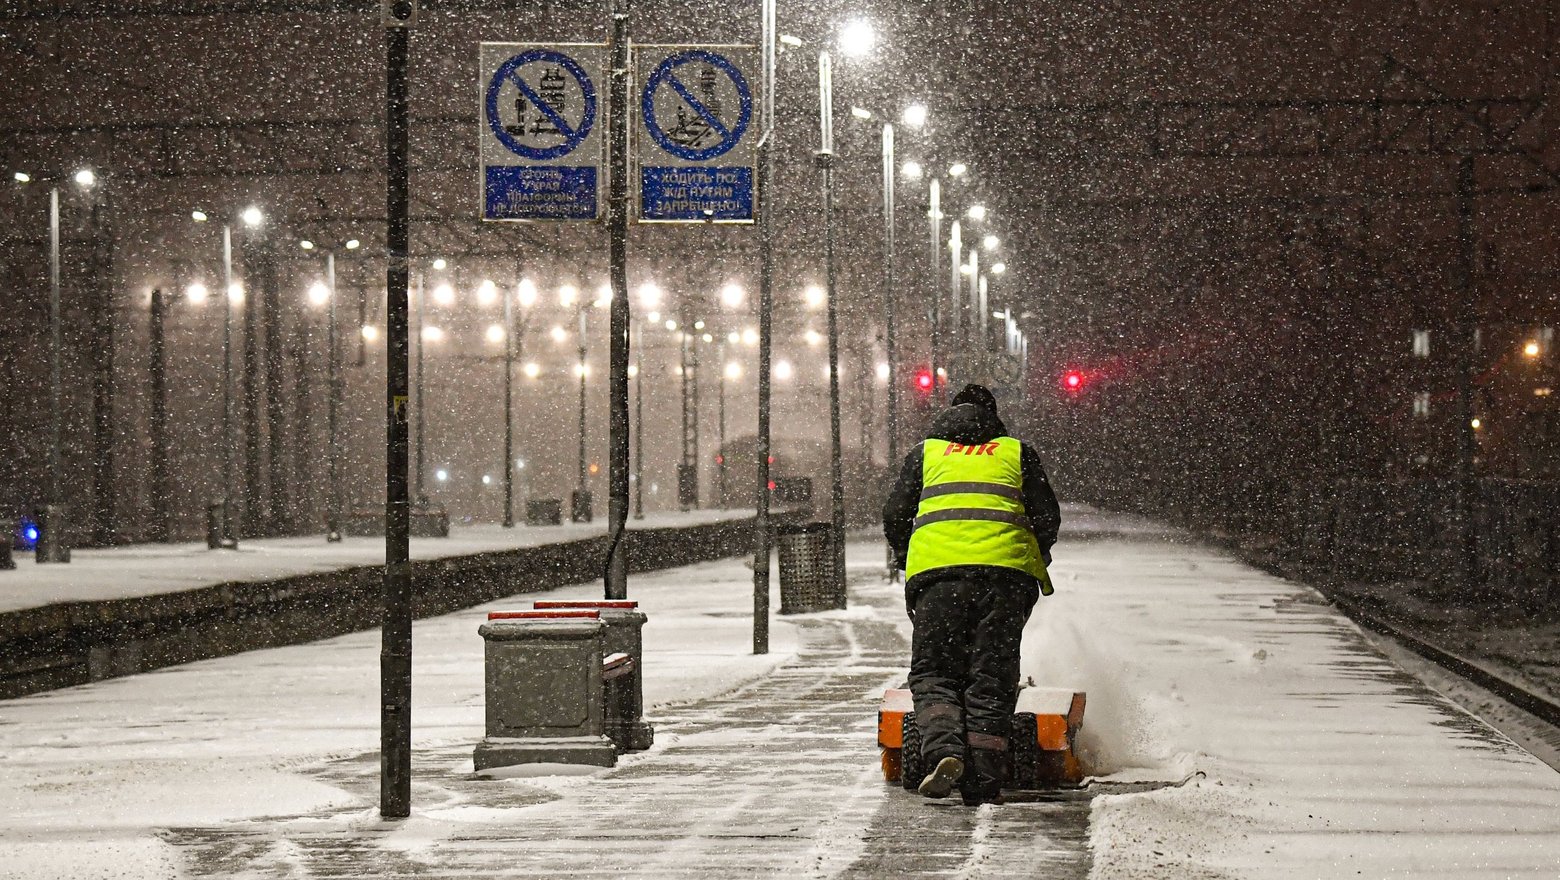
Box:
[877,686,1087,789]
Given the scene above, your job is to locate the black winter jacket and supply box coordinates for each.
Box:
[882,403,1061,610]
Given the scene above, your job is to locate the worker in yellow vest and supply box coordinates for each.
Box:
[882,383,1060,805]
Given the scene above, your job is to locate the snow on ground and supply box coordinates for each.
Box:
[1023,517,1560,879]
[0,509,747,614]
[0,552,798,880]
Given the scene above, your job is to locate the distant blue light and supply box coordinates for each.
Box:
[23,525,39,543]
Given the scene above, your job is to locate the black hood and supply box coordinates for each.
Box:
[927,402,1008,446]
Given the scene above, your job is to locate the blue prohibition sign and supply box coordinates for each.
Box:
[485,48,596,161]
[641,50,753,162]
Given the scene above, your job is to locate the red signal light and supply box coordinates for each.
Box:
[1061,370,1085,392]
[914,369,934,392]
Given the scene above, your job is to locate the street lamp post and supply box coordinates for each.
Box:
[325,250,342,542]
[40,184,70,562]
[881,122,899,473]
[502,278,516,528]
[753,0,777,654]
[575,299,590,522]
[634,319,645,520]
[816,49,847,591]
[218,223,238,548]
[928,177,942,398]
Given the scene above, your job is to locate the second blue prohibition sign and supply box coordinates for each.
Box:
[641,50,753,161]
[486,48,596,161]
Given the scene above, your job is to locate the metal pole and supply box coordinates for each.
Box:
[949,220,962,368]
[717,341,727,507]
[380,5,414,820]
[604,0,633,599]
[414,271,425,505]
[882,123,898,469]
[221,224,237,548]
[679,312,692,512]
[326,251,342,542]
[503,276,515,528]
[149,288,169,543]
[753,0,776,654]
[928,178,941,399]
[1454,155,1479,594]
[577,304,588,498]
[818,50,847,593]
[633,320,645,520]
[47,186,63,506]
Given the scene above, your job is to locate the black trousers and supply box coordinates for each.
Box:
[908,576,1031,764]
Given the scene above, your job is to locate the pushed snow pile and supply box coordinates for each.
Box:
[1021,599,1188,780]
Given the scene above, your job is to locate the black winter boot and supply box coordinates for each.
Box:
[959,747,1006,806]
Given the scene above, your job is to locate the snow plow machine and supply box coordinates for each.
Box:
[877,686,1087,790]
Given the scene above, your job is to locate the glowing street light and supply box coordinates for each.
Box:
[967,204,987,222]
[559,284,578,307]
[361,324,380,342]
[902,103,928,128]
[983,234,999,251]
[477,278,498,306]
[901,160,923,179]
[1524,341,1542,357]
[240,205,263,227]
[432,258,448,270]
[523,362,541,378]
[185,282,210,304]
[485,323,506,343]
[803,284,826,309]
[637,282,662,308]
[837,19,875,56]
[851,105,873,120]
[73,168,96,187]
[227,282,245,303]
[990,262,1006,275]
[191,209,208,223]
[774,359,794,381]
[432,282,455,306]
[308,280,331,307]
[720,282,745,308]
[948,162,968,177]
[516,277,538,307]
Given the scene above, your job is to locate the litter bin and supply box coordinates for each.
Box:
[0,518,14,570]
[205,501,234,549]
[571,490,593,524]
[527,498,563,526]
[777,521,845,614]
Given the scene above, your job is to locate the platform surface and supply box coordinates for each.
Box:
[1,508,1556,879]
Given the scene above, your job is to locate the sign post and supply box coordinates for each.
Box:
[635,46,758,223]
[480,43,606,222]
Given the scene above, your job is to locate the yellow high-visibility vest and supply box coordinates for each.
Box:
[906,437,1052,595]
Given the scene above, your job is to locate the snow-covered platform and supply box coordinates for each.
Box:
[0,510,758,698]
[1,509,1556,879]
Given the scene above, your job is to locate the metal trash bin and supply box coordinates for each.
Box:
[571,490,593,523]
[526,498,563,526]
[0,518,14,570]
[473,610,617,771]
[778,521,845,614]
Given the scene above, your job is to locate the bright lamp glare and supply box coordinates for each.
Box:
[516,277,538,307]
[345,239,360,250]
[227,283,245,303]
[724,362,742,380]
[185,283,210,303]
[805,329,823,347]
[523,362,540,378]
[742,327,758,345]
[485,323,505,343]
[432,283,455,306]
[803,285,826,309]
[901,160,923,179]
[948,162,968,177]
[477,279,498,306]
[308,281,330,306]
[73,169,96,187]
[191,209,208,223]
[432,258,448,270]
[422,326,443,342]
[13,172,31,183]
[595,283,613,307]
[720,283,745,308]
[774,359,794,380]
[559,284,578,307]
[299,239,314,250]
[877,362,891,380]
[983,234,999,251]
[361,324,380,342]
[637,282,662,308]
[550,325,567,343]
[990,262,1006,275]
[967,204,987,222]
[851,106,873,120]
[240,206,263,227]
[901,103,928,128]
[838,19,875,56]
